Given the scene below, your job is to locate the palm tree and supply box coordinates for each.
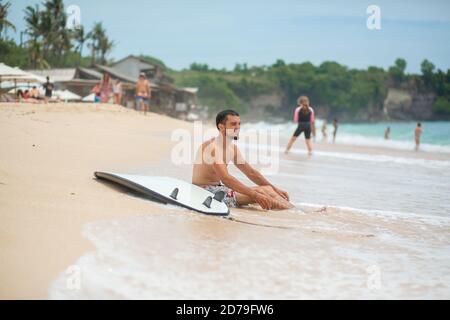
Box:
[24,5,44,68]
[0,0,16,40]
[88,22,106,64]
[99,36,114,65]
[24,5,40,40]
[28,38,50,69]
[73,25,88,63]
[44,0,71,66]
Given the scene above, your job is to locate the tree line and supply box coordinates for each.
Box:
[0,0,114,69]
[171,58,450,118]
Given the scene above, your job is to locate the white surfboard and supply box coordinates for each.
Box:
[94,172,230,216]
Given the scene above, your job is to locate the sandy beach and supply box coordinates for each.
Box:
[0,102,192,299]
[1,103,449,299]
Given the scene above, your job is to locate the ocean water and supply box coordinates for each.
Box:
[244,120,450,153]
[49,127,450,299]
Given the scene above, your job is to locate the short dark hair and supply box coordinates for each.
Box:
[216,109,239,129]
[418,122,421,127]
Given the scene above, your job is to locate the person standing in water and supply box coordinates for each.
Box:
[285,96,315,155]
[384,126,391,140]
[415,123,423,151]
[332,118,338,143]
[321,121,328,142]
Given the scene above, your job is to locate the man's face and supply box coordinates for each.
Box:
[221,115,241,140]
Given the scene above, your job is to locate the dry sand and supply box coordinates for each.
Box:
[0,102,192,299]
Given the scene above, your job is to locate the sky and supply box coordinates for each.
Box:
[6,0,450,73]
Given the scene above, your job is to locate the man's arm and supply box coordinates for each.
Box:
[212,162,256,197]
[233,146,290,200]
[212,162,272,210]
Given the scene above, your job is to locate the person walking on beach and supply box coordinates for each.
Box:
[321,121,328,142]
[384,126,391,140]
[332,118,338,143]
[192,109,293,210]
[415,123,423,151]
[135,73,151,114]
[42,76,54,103]
[284,96,315,155]
[99,73,112,103]
[113,79,122,105]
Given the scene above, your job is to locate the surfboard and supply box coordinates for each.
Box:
[94,172,230,216]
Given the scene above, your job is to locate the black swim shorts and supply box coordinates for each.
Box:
[293,122,312,139]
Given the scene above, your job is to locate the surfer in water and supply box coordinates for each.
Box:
[192,110,294,210]
[284,96,315,155]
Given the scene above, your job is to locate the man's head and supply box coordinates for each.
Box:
[139,72,146,79]
[418,122,422,127]
[216,109,240,140]
[46,76,49,82]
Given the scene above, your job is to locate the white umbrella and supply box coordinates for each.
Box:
[82,93,96,102]
[54,89,81,101]
[0,63,29,79]
[1,64,46,91]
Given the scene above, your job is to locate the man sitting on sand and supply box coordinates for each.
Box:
[192,110,294,210]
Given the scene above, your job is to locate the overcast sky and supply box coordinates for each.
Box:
[7,0,450,73]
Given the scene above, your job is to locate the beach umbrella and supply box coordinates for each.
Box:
[53,89,82,101]
[0,63,46,93]
[82,93,96,102]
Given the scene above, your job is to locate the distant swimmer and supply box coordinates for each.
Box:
[384,126,391,140]
[321,121,328,142]
[415,122,423,151]
[332,118,338,143]
[285,96,315,155]
[192,110,293,210]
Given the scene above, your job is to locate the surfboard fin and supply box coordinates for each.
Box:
[202,196,212,208]
[170,188,179,200]
[213,191,225,202]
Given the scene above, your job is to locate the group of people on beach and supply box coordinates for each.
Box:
[90,72,151,113]
[12,77,54,104]
[192,96,332,211]
[192,95,428,211]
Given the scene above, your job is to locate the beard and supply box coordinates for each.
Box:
[225,128,240,141]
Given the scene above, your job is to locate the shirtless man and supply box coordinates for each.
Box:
[135,73,151,113]
[415,123,423,151]
[192,110,294,210]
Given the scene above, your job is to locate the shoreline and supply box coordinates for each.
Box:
[1,102,449,299]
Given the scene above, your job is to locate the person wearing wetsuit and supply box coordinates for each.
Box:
[285,95,314,155]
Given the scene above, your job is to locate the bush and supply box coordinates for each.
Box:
[433,97,450,115]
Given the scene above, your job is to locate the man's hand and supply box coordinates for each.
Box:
[252,191,273,210]
[273,186,290,201]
